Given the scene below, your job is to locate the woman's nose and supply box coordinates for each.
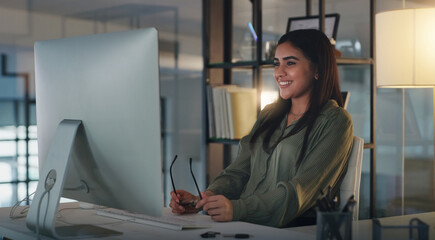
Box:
[275,65,286,77]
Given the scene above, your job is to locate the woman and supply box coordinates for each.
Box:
[170,29,353,228]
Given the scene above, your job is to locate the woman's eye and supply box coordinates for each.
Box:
[273,62,279,67]
[286,61,295,66]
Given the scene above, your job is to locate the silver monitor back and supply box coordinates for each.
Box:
[30,28,162,237]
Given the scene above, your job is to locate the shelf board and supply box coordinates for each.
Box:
[260,60,274,68]
[336,58,373,65]
[0,98,36,102]
[0,138,38,142]
[207,61,258,69]
[207,60,273,69]
[207,58,373,70]
[208,138,240,145]
[364,143,374,149]
[262,58,373,68]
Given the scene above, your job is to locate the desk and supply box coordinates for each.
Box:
[0,202,312,240]
[1,203,434,240]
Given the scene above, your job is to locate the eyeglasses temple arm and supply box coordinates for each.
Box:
[189,158,203,200]
[170,155,178,195]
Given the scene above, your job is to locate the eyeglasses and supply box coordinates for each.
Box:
[169,155,203,206]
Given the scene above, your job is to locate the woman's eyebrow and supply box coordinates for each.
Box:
[273,56,299,61]
[283,56,299,61]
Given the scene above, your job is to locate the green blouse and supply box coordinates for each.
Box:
[207,99,353,227]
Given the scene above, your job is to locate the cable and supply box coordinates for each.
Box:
[9,189,53,239]
[9,191,35,219]
[56,205,125,227]
[33,168,57,239]
[36,190,49,240]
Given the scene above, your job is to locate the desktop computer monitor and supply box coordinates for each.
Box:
[26,28,162,238]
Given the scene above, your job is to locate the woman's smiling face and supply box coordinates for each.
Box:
[273,42,317,101]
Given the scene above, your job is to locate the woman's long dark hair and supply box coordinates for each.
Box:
[250,29,343,169]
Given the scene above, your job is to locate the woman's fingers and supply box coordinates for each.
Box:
[195,192,210,209]
[210,213,227,222]
[206,206,223,216]
[169,198,185,213]
[170,190,193,214]
[200,195,233,222]
[201,199,219,212]
[170,190,203,214]
[207,205,231,222]
[171,192,232,220]
[170,191,180,203]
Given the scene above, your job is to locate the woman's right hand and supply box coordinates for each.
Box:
[169,190,200,214]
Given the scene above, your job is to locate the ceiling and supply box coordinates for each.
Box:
[0,0,201,18]
[1,0,435,26]
[0,0,203,36]
[1,0,435,56]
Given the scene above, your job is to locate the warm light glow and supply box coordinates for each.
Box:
[376,8,435,87]
[261,91,278,110]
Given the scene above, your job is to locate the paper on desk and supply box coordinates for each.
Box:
[163,208,215,223]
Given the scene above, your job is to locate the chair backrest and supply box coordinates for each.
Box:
[339,136,364,221]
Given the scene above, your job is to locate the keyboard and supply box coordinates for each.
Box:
[96,208,212,231]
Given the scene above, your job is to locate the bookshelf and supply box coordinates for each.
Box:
[202,0,377,218]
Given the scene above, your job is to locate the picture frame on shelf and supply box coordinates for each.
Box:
[286,13,340,41]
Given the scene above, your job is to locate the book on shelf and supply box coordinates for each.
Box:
[211,85,237,139]
[206,85,216,138]
[227,87,257,139]
[206,84,257,140]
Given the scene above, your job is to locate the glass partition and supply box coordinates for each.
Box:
[233,0,255,62]
[339,65,371,142]
[0,1,203,208]
[376,88,435,217]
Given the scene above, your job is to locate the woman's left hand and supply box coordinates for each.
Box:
[196,193,233,222]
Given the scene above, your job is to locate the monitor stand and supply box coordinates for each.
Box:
[26,119,122,239]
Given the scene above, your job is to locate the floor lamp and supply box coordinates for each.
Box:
[376,8,435,214]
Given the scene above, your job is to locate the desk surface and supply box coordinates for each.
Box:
[1,203,434,240]
[0,202,313,240]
